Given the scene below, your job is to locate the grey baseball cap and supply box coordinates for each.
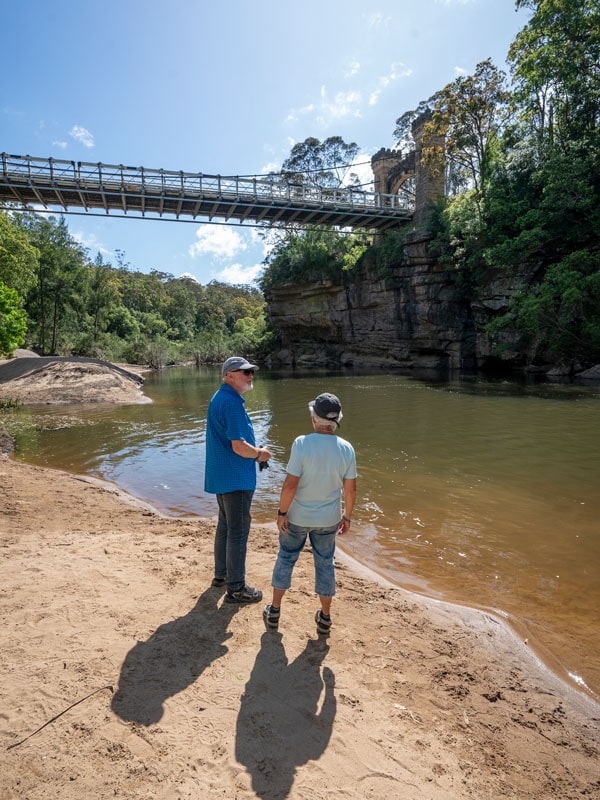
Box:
[221,356,259,378]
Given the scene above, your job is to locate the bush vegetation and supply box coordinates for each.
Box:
[0,212,269,363]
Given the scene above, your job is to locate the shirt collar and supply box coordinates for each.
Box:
[221,382,245,402]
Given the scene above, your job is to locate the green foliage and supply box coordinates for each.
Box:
[510,0,600,152]
[280,136,360,189]
[20,214,88,354]
[360,230,410,282]
[426,59,513,201]
[487,251,600,364]
[0,280,27,356]
[4,7,599,375]
[260,229,368,290]
[0,397,22,410]
[427,193,488,303]
[0,211,39,295]
[416,2,600,369]
[0,212,271,366]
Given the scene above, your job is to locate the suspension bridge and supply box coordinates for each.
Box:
[0,152,414,231]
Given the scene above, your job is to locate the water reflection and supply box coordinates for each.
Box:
[8,366,600,699]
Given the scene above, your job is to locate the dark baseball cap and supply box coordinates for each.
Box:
[310,392,342,424]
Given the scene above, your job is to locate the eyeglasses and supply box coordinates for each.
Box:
[239,369,255,375]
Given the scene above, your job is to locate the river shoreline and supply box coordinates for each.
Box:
[2,357,598,705]
[1,456,599,799]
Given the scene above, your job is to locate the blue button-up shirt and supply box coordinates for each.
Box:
[204,383,257,494]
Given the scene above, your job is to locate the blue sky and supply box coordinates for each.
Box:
[1,0,530,286]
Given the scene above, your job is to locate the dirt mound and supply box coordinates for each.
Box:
[0,358,149,405]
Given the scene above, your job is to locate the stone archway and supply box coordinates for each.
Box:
[371,111,445,226]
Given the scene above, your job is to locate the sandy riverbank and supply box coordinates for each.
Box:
[0,456,599,799]
[0,355,149,405]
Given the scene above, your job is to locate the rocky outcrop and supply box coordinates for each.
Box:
[264,231,531,373]
[265,231,464,371]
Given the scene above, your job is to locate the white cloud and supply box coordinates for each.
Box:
[364,12,391,29]
[189,223,248,260]
[369,62,413,106]
[287,86,363,128]
[343,153,374,191]
[70,125,95,148]
[179,272,199,282]
[53,140,68,149]
[286,61,412,127]
[260,160,279,174]
[212,262,262,286]
[285,104,314,124]
[344,60,361,78]
[2,106,24,117]
[71,230,111,257]
[454,66,469,76]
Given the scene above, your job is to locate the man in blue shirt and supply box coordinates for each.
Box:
[204,356,271,603]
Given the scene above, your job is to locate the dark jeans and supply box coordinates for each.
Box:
[214,490,254,592]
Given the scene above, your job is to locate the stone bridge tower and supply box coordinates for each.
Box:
[371,110,445,227]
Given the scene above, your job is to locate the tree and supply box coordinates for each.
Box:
[0,281,27,356]
[260,228,368,290]
[393,99,435,156]
[426,60,513,203]
[279,136,360,189]
[22,215,88,354]
[87,255,122,346]
[258,136,369,291]
[0,211,39,296]
[487,250,600,365]
[163,275,203,340]
[509,0,600,152]
[0,213,271,364]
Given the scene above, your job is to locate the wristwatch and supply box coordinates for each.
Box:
[277,509,288,516]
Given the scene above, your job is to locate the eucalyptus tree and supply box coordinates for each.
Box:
[87,254,122,349]
[279,136,360,190]
[0,210,39,297]
[22,215,88,354]
[508,0,600,153]
[259,136,368,290]
[426,59,513,204]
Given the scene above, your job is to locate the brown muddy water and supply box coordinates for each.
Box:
[7,366,600,701]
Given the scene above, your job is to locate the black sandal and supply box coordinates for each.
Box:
[315,609,332,634]
[224,585,263,604]
[263,604,280,628]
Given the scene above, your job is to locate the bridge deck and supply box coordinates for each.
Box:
[0,153,413,230]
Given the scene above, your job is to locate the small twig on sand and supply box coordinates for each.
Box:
[6,685,114,751]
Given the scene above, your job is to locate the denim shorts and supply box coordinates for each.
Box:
[271,521,338,597]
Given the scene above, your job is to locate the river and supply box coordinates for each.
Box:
[8,366,600,700]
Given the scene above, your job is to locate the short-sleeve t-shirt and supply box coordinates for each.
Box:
[286,432,357,527]
[204,383,257,494]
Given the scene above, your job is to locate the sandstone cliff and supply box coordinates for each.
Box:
[264,230,526,373]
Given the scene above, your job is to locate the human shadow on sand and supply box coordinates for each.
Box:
[111,585,238,725]
[235,631,336,800]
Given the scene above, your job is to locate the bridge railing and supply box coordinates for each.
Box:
[1,152,413,212]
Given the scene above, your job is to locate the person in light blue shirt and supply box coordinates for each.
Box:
[264,392,357,634]
[204,356,271,603]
